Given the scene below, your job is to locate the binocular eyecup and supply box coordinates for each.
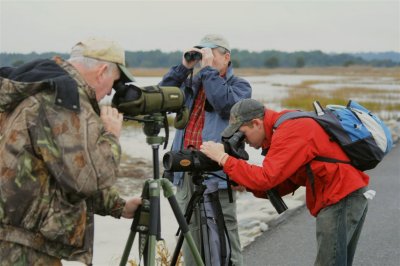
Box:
[184,51,202,62]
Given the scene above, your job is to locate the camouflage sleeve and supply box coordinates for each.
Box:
[31,96,121,198]
[91,186,126,218]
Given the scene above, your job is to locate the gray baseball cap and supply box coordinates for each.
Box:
[195,34,231,52]
[221,99,265,138]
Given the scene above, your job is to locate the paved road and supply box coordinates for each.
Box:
[243,144,400,266]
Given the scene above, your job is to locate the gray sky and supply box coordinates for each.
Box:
[0,0,399,54]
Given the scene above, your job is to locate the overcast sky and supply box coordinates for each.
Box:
[0,0,399,54]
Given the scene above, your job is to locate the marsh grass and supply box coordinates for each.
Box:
[130,66,400,79]
[281,80,400,112]
[124,66,400,117]
[127,241,183,266]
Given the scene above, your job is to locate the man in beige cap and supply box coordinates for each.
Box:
[160,34,251,265]
[0,37,141,265]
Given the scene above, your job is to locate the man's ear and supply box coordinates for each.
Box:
[97,64,108,80]
[253,118,263,129]
[225,53,231,64]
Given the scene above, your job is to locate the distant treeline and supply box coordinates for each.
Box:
[1,50,399,68]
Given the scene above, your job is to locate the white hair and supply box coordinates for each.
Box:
[68,45,118,77]
[215,46,230,55]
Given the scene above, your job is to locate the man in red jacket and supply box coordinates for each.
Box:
[200,98,369,266]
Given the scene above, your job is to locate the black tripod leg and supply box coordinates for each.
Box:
[166,191,204,266]
[151,144,163,242]
[119,205,141,266]
[170,184,206,266]
[119,182,150,266]
[170,197,198,265]
[199,202,212,266]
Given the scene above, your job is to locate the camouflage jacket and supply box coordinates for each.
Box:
[0,58,125,264]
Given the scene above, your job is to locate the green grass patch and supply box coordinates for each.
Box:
[281,81,400,112]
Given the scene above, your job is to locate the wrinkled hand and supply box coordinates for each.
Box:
[121,197,142,219]
[100,106,123,138]
[200,141,226,163]
[200,48,214,68]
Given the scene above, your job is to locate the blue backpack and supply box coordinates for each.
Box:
[274,100,393,171]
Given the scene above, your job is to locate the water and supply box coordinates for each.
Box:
[102,74,400,111]
[106,73,400,154]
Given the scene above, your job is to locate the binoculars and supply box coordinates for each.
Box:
[184,51,202,62]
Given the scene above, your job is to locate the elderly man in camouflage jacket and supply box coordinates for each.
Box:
[0,38,141,265]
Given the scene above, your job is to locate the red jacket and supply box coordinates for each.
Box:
[223,109,369,216]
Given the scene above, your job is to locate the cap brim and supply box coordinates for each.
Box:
[118,64,135,83]
[221,122,242,138]
[195,43,218,49]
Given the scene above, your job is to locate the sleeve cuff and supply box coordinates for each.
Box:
[175,64,192,76]
[199,66,218,77]
[110,197,126,218]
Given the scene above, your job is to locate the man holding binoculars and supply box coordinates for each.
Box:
[160,34,252,265]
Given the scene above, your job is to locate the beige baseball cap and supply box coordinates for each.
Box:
[72,37,135,82]
[195,34,231,52]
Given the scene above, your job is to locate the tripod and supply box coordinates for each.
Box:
[170,172,231,266]
[119,113,204,266]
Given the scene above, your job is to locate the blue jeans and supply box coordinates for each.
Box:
[315,187,368,266]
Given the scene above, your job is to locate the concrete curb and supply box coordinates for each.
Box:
[266,204,307,229]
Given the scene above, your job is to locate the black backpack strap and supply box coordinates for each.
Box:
[223,221,233,266]
[306,157,351,199]
[314,156,351,165]
[305,163,316,198]
[275,109,352,200]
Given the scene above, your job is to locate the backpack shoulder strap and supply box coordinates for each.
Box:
[314,156,351,164]
[273,111,314,130]
[274,109,352,199]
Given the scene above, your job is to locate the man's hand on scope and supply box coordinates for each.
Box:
[200,141,228,166]
[100,105,123,138]
[121,197,142,219]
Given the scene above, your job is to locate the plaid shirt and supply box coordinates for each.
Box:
[184,87,206,149]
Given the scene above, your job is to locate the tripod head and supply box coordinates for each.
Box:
[124,112,169,148]
[188,170,209,186]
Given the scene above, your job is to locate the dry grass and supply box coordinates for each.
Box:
[281,80,400,112]
[240,66,400,78]
[129,66,400,79]
[127,241,183,266]
[124,66,400,116]
[131,68,170,77]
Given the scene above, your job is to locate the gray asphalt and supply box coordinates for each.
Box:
[243,144,400,266]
